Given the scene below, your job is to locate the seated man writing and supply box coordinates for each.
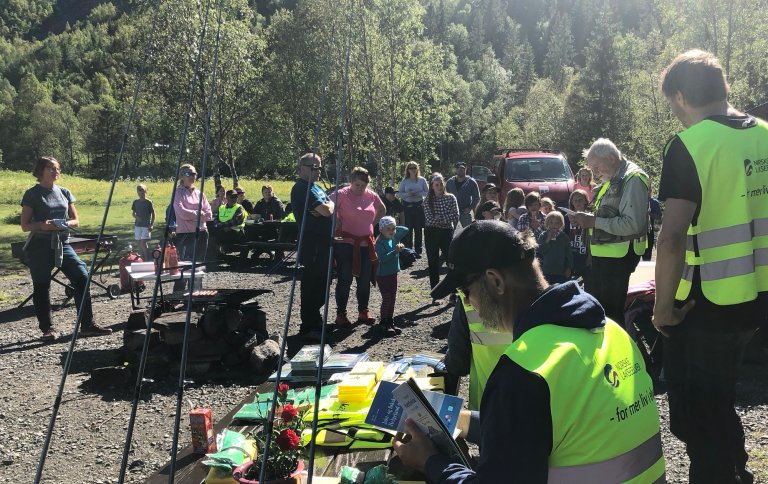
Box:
[394,220,665,483]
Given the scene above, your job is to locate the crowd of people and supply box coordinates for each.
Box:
[17,49,767,483]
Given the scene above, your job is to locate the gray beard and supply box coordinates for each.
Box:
[473,283,507,331]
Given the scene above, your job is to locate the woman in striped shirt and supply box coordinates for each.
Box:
[423,173,459,301]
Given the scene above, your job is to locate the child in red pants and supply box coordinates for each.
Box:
[374,216,409,335]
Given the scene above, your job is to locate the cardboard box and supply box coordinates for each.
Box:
[189,408,216,454]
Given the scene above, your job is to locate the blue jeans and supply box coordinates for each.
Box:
[174,231,208,292]
[334,243,373,314]
[26,240,93,332]
[176,231,208,262]
[402,202,424,254]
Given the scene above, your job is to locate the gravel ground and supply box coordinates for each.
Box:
[0,255,766,483]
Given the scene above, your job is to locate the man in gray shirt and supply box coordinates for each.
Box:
[445,162,480,228]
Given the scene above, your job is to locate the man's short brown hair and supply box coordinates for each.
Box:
[660,49,728,107]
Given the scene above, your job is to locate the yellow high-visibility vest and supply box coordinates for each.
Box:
[673,118,768,304]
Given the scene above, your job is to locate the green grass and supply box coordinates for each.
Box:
[0,169,294,272]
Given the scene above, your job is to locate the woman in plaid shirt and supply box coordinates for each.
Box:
[423,173,459,300]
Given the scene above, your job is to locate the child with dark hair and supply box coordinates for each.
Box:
[374,216,409,335]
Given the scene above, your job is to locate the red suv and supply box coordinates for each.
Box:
[472,149,575,207]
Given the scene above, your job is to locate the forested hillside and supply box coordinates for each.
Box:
[1,0,767,184]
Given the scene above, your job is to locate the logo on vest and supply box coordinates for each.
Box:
[746,157,768,177]
[603,364,620,388]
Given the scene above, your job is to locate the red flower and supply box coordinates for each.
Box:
[281,404,298,422]
[276,429,300,451]
[278,383,289,395]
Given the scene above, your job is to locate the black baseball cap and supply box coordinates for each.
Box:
[226,189,237,198]
[456,162,467,168]
[481,183,499,193]
[384,186,396,195]
[235,187,245,194]
[431,221,534,299]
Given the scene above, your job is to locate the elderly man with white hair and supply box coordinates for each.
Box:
[571,138,649,324]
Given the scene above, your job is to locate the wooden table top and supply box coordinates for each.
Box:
[145,381,425,484]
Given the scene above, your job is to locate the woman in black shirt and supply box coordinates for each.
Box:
[20,156,112,340]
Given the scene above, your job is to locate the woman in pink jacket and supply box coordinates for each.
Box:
[173,163,213,263]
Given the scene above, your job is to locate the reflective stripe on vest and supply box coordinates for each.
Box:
[547,432,663,483]
[469,330,514,346]
[675,118,768,304]
[462,295,514,411]
[589,170,649,258]
[505,320,663,481]
[685,218,768,252]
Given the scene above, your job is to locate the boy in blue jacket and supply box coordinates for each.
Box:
[374,216,409,335]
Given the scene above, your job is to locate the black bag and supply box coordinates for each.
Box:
[399,247,418,269]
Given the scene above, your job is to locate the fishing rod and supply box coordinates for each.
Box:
[33,3,161,482]
[117,0,215,481]
[166,0,224,479]
[255,29,338,484]
[307,0,355,479]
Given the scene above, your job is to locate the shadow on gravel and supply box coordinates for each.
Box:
[0,336,59,356]
[403,302,452,322]
[339,326,387,355]
[0,304,36,324]
[59,347,126,374]
[431,320,451,340]
[408,268,429,279]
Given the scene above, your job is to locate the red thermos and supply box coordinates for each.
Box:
[165,243,179,275]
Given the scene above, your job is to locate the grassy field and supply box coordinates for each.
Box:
[0,169,294,271]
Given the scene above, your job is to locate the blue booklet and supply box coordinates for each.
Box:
[365,378,469,467]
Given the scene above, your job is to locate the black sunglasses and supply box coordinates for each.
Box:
[458,272,483,298]
[183,171,197,177]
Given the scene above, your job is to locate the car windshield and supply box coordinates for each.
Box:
[504,157,569,181]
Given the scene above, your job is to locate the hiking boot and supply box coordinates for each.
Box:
[335,313,353,327]
[80,323,113,337]
[40,330,57,341]
[357,310,375,324]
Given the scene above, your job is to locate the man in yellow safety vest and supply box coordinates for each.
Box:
[214,189,246,245]
[654,49,768,484]
[394,221,664,483]
[440,291,513,411]
[571,138,650,325]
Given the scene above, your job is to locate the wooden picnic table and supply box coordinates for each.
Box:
[146,381,424,483]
